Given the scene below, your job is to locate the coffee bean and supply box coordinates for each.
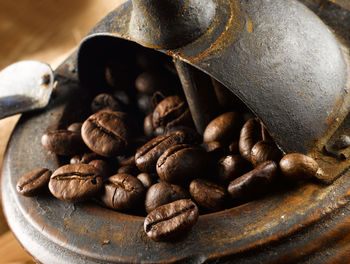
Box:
[216,155,252,185]
[144,199,198,241]
[41,130,86,156]
[152,95,192,130]
[49,164,103,202]
[228,161,278,202]
[189,179,227,212]
[203,112,243,144]
[201,141,226,161]
[145,182,189,213]
[118,155,135,167]
[137,173,155,189]
[279,153,318,181]
[117,165,139,175]
[101,174,145,211]
[89,160,111,178]
[91,93,122,113]
[239,117,262,162]
[135,71,166,95]
[135,131,191,172]
[113,90,130,108]
[137,93,153,115]
[156,144,209,184]
[144,114,154,138]
[67,122,82,133]
[70,152,103,164]
[16,168,51,197]
[81,111,129,157]
[250,141,282,167]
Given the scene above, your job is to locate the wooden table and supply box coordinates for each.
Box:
[0,1,125,262]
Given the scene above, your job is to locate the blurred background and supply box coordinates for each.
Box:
[0,0,124,263]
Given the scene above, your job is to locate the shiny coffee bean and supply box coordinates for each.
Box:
[145,182,189,213]
[41,130,86,156]
[250,141,282,167]
[152,95,192,130]
[135,71,166,95]
[49,164,103,202]
[201,141,226,160]
[203,112,243,144]
[70,152,103,164]
[144,199,198,241]
[228,161,278,202]
[280,153,318,181]
[137,173,155,189]
[144,114,154,138]
[117,165,139,175]
[239,117,262,162]
[16,168,51,197]
[216,155,252,185]
[89,160,111,178]
[91,93,122,113]
[67,122,82,133]
[118,155,135,167]
[189,179,227,212]
[137,93,153,115]
[135,131,191,172]
[81,111,129,157]
[157,144,209,184]
[101,174,145,211]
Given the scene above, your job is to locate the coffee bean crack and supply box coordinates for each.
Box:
[89,117,126,144]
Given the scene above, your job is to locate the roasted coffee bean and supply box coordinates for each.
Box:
[203,112,243,144]
[16,168,51,197]
[135,71,166,95]
[70,152,102,164]
[152,95,192,130]
[280,153,318,181]
[118,155,135,167]
[201,141,226,160]
[216,155,252,185]
[228,161,278,202]
[189,179,227,212]
[144,114,154,138]
[250,141,282,167]
[144,199,198,241]
[145,182,189,213]
[239,117,262,162]
[135,130,192,172]
[41,130,86,156]
[49,164,103,202]
[91,93,122,113]
[81,111,129,157]
[113,90,130,107]
[161,126,202,145]
[151,91,167,109]
[101,174,145,211]
[89,160,111,178]
[137,93,153,115]
[157,144,209,184]
[137,173,155,189]
[67,122,82,133]
[117,165,139,175]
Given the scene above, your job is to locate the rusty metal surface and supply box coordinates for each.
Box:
[2,0,350,263]
[79,0,349,158]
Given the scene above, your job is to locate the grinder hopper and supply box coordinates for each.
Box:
[78,0,350,183]
[2,0,350,263]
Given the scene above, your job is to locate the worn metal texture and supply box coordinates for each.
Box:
[129,0,216,49]
[79,0,349,157]
[2,0,350,263]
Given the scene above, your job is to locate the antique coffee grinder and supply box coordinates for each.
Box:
[2,0,350,263]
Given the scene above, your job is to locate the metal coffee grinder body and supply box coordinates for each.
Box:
[2,0,350,263]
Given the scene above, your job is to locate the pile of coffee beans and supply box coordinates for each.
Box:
[16,49,320,242]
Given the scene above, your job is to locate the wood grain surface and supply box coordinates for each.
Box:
[0,0,125,263]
